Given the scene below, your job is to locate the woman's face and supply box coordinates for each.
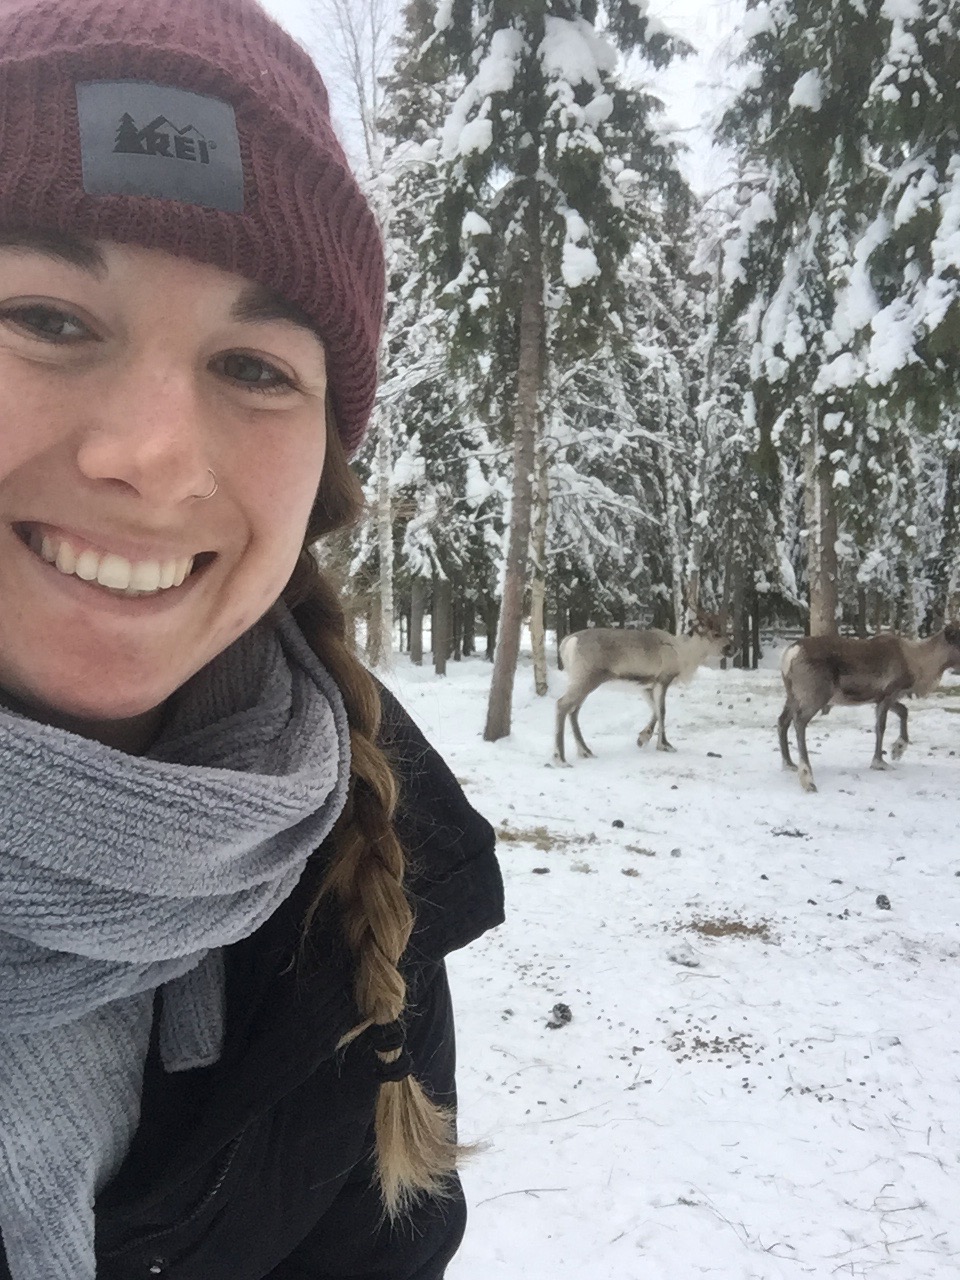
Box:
[0,237,328,748]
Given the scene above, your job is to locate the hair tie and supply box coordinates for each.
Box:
[370,1020,412,1083]
[375,1048,413,1084]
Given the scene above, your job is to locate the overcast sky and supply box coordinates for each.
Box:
[259,0,744,195]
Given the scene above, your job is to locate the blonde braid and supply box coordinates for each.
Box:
[284,421,460,1217]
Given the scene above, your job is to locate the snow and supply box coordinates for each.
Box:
[433,0,454,33]
[540,16,617,88]
[722,192,776,288]
[562,243,602,288]
[788,69,824,112]
[742,2,776,39]
[442,28,524,161]
[462,212,493,237]
[456,118,494,157]
[381,648,960,1280]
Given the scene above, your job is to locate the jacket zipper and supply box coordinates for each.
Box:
[101,1131,246,1262]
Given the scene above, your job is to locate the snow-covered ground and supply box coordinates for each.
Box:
[382,646,960,1280]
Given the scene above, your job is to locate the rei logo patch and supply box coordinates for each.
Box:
[76,81,243,212]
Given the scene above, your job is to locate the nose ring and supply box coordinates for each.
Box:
[193,469,218,501]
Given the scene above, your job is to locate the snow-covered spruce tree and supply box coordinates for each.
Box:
[541,152,699,650]
[685,217,797,663]
[374,0,505,669]
[824,0,960,628]
[856,0,960,418]
[719,0,960,636]
[429,1,688,739]
[719,0,895,636]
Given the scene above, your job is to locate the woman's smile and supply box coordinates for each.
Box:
[16,521,210,596]
[0,237,328,742]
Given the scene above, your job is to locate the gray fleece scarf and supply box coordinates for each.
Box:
[0,604,351,1280]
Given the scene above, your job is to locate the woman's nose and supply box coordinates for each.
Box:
[74,358,213,506]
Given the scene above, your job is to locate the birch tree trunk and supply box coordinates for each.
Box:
[803,411,839,637]
[484,248,543,741]
[529,428,550,697]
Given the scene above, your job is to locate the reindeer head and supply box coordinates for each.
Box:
[688,605,734,657]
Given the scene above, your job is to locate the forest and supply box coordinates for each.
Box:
[315,0,959,739]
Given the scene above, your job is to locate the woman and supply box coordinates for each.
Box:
[0,1,503,1277]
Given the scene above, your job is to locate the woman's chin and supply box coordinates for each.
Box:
[0,678,168,749]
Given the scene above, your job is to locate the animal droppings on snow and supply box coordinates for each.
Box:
[876,893,892,910]
[685,916,774,942]
[546,1003,573,1030]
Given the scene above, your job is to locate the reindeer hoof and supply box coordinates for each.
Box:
[657,742,677,753]
[798,766,817,793]
[552,755,572,769]
[576,746,593,759]
[870,758,889,772]
[891,739,907,761]
[782,760,798,772]
[636,735,652,749]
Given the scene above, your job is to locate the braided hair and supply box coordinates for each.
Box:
[283,413,460,1218]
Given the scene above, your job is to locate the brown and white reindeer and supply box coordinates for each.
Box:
[778,625,960,792]
[554,609,732,764]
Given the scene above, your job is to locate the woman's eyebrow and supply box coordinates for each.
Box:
[230,283,322,339]
[0,231,107,275]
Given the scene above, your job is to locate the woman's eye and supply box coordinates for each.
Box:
[219,352,294,393]
[2,304,89,341]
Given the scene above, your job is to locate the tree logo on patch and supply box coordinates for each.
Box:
[113,112,215,165]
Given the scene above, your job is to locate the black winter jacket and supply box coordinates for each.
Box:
[0,688,503,1280]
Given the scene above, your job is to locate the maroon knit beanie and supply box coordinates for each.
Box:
[0,0,384,456]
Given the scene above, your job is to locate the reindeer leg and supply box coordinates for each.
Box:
[870,702,890,771]
[636,687,657,749]
[778,701,796,770]
[554,698,571,765]
[794,711,818,793]
[569,704,594,759]
[890,701,909,761]
[654,680,676,752]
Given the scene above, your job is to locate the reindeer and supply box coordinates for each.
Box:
[778,625,960,792]
[554,611,732,764]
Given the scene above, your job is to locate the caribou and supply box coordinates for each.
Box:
[554,612,732,764]
[778,625,960,792]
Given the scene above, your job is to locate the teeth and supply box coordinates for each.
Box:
[31,532,195,596]
[55,543,76,575]
[75,549,100,581]
[130,561,162,592]
[96,554,132,590]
